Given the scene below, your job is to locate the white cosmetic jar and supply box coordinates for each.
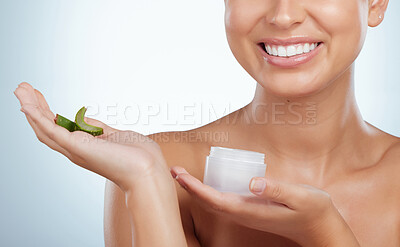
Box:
[203,146,267,195]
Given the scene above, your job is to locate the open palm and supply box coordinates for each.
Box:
[14,82,168,191]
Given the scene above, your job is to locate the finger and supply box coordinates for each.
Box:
[14,83,141,185]
[20,107,72,158]
[31,86,117,137]
[34,88,55,119]
[171,166,242,215]
[20,104,103,164]
[21,102,148,184]
[15,82,41,108]
[249,177,309,209]
[16,85,105,150]
[17,83,54,120]
[33,88,50,110]
[21,103,76,150]
[15,84,73,157]
[171,166,291,228]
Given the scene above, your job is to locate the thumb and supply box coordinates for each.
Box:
[249,177,304,209]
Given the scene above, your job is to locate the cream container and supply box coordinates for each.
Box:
[203,146,267,195]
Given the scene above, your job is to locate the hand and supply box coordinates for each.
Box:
[170,166,360,247]
[14,82,170,192]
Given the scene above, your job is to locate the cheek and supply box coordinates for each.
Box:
[225,1,264,35]
[317,0,368,68]
[224,1,267,79]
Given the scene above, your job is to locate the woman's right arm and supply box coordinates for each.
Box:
[14,83,191,247]
[104,180,132,247]
[104,135,202,247]
[104,181,202,247]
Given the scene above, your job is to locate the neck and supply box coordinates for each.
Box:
[238,65,371,179]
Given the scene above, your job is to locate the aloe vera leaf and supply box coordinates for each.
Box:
[75,107,104,136]
[54,114,77,132]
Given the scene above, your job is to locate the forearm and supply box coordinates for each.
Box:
[125,172,187,247]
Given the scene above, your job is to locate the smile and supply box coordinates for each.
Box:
[261,42,322,58]
[257,37,324,68]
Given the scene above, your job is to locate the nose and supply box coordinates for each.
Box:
[266,0,306,30]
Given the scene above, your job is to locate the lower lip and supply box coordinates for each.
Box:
[258,43,324,68]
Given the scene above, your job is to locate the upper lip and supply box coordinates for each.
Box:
[258,36,323,46]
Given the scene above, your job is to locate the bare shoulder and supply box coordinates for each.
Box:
[368,124,400,193]
[369,123,400,166]
[375,133,400,232]
[146,106,241,174]
[379,136,400,194]
[364,122,400,164]
[379,136,400,168]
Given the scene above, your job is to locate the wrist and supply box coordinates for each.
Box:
[124,169,176,205]
[116,156,171,193]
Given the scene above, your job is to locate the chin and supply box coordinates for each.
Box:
[257,71,328,98]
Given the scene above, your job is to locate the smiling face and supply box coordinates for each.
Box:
[224,0,386,98]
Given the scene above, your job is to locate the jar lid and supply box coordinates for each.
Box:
[209,146,265,164]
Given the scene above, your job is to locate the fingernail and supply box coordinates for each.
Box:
[170,168,178,179]
[178,167,189,174]
[250,178,266,194]
[175,175,187,189]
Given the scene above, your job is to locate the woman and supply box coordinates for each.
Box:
[14,0,398,246]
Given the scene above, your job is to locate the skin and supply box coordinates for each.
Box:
[14,82,187,247]
[13,0,399,246]
[105,0,400,246]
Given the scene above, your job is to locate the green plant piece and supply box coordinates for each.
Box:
[75,107,103,136]
[54,114,77,132]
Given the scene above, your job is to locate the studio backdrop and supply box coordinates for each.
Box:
[1,0,399,246]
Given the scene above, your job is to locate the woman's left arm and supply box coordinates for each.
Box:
[170,166,360,247]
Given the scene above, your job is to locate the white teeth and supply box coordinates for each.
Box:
[264,42,320,57]
[296,45,303,55]
[277,46,286,57]
[266,45,272,54]
[303,43,310,53]
[286,45,296,57]
[272,46,278,56]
